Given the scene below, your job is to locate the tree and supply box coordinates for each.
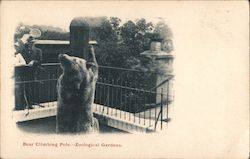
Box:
[119,18,155,68]
[121,20,137,45]
[14,17,174,68]
[88,17,121,66]
[135,18,153,35]
[109,17,121,31]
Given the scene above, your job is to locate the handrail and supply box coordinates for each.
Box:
[150,75,174,91]
[16,63,173,78]
[97,81,168,96]
[39,63,157,74]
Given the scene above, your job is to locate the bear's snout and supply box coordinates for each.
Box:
[58,54,68,62]
[58,54,72,67]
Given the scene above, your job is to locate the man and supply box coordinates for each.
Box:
[14,33,43,111]
[14,34,42,66]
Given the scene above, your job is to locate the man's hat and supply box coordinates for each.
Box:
[29,28,41,38]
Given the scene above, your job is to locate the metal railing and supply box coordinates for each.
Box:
[14,63,173,131]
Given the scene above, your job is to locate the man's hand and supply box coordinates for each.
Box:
[27,60,39,67]
[20,34,31,44]
[27,60,35,66]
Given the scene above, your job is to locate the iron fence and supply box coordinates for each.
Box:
[15,63,173,130]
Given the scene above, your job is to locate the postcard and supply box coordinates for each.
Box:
[1,1,249,158]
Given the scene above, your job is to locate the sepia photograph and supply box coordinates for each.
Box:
[1,1,249,159]
[13,16,174,134]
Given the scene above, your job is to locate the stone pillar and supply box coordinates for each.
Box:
[140,40,174,105]
[70,17,90,60]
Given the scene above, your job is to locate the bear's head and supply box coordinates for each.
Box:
[58,54,89,90]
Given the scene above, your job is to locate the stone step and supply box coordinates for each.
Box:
[13,102,168,133]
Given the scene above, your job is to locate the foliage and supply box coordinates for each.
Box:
[14,23,69,42]
[15,17,173,69]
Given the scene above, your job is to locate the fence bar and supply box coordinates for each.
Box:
[107,78,109,115]
[143,86,146,125]
[37,80,40,105]
[52,74,56,107]
[155,91,157,128]
[94,84,97,111]
[124,82,127,120]
[47,74,50,107]
[102,78,107,114]
[97,78,100,112]
[50,75,52,107]
[120,80,122,119]
[28,82,32,107]
[138,87,140,124]
[149,89,152,126]
[115,79,118,117]
[129,82,133,121]
[99,77,102,113]
[111,79,114,115]
[134,89,136,123]
[166,81,169,124]
[108,67,111,84]
[42,80,45,106]
[160,88,163,130]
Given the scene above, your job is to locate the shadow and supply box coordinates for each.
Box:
[16,116,127,134]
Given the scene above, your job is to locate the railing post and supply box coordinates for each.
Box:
[107,78,109,115]
[143,85,146,125]
[70,18,90,59]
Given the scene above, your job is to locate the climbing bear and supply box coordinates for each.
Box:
[56,46,99,134]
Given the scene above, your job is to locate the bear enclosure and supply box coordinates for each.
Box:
[14,17,174,132]
[15,61,174,132]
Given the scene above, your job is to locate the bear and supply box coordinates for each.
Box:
[56,46,99,134]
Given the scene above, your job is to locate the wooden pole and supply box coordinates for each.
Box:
[70,17,90,60]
